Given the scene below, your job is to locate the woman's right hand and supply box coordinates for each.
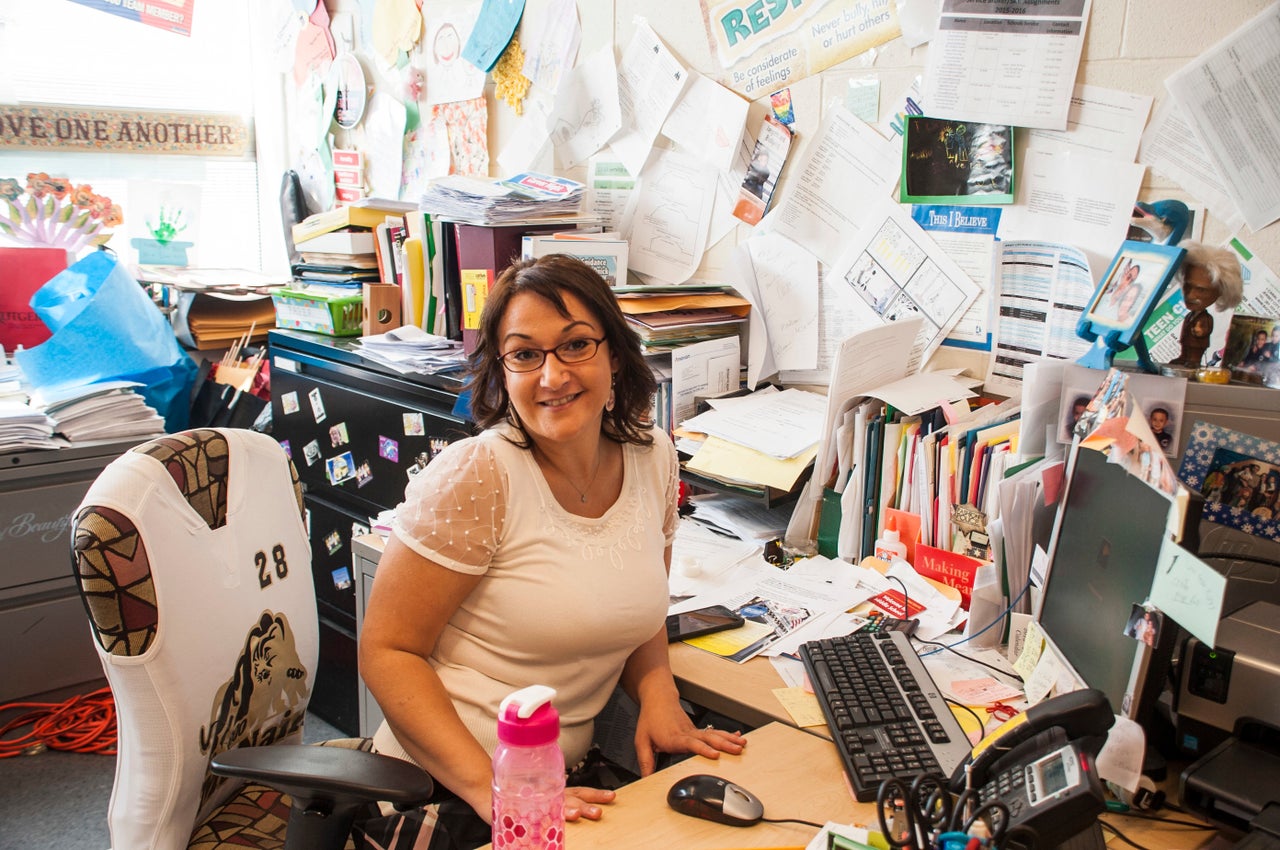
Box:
[564,786,617,821]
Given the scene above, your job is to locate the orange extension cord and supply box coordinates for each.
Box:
[0,686,117,758]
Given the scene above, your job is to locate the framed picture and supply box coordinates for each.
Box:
[1076,240,1185,372]
[900,117,1014,205]
[1057,364,1186,457]
[1178,421,1280,540]
[1221,313,1280,388]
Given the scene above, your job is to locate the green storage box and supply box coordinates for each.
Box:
[271,285,364,336]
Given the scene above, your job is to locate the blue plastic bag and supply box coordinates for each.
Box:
[16,251,196,431]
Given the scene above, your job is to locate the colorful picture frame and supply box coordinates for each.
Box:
[1178,421,1280,540]
[900,117,1014,205]
[1076,240,1185,372]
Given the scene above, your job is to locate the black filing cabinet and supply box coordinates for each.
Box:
[268,329,472,734]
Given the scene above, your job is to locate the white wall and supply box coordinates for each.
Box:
[308,0,1280,374]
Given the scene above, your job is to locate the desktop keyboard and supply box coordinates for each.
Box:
[800,630,973,802]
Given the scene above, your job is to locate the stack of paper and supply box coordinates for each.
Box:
[31,381,166,443]
[419,172,584,224]
[686,492,793,542]
[353,325,468,375]
[679,388,827,494]
[0,401,58,452]
[625,308,746,349]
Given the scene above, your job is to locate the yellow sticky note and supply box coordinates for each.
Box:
[1013,620,1045,680]
[772,686,828,727]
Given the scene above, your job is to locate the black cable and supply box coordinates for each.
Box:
[1197,551,1280,570]
[761,816,825,828]
[1099,820,1155,850]
[944,697,987,734]
[1104,811,1216,830]
[918,574,1032,659]
[913,639,1025,683]
[885,574,911,620]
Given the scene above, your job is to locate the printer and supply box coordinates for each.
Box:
[1176,600,1280,758]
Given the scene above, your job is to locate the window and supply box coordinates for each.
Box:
[0,0,287,272]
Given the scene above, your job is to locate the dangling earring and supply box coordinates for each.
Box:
[605,377,616,413]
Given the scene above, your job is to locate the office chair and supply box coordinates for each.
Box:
[70,427,433,850]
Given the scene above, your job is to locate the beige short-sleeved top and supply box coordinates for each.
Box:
[373,423,679,767]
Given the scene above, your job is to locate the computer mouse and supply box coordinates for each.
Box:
[666,773,765,827]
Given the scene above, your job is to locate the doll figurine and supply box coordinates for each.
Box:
[1168,241,1245,368]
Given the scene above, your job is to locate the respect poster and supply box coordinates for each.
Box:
[700,0,900,98]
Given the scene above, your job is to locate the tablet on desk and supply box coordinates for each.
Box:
[667,605,744,642]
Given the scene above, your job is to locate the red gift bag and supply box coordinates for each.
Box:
[0,247,69,352]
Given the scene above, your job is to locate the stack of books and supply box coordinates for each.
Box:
[293,219,382,290]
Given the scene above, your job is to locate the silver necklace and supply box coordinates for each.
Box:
[540,447,604,503]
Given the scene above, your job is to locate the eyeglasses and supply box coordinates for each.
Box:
[499,336,606,373]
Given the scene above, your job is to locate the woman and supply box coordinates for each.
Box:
[359,255,745,845]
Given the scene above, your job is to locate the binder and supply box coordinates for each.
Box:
[440,222,462,341]
[452,222,565,353]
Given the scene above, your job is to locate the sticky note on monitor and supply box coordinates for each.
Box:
[1149,536,1227,648]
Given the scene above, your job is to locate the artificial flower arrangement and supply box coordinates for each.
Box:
[0,172,123,252]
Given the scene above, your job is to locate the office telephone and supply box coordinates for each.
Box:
[950,689,1114,848]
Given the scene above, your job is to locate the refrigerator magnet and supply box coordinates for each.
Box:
[331,566,353,591]
[329,422,350,447]
[326,451,356,484]
[303,440,322,466]
[379,435,399,462]
[279,440,292,459]
[403,412,425,435]
[309,387,327,423]
[356,461,373,488]
[281,391,300,415]
[324,529,343,555]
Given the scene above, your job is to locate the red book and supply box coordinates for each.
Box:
[0,247,68,351]
[913,543,985,611]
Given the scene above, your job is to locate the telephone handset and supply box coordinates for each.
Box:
[949,689,1115,848]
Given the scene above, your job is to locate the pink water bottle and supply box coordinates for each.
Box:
[492,685,565,850]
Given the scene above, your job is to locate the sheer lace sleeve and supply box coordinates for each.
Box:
[391,438,507,574]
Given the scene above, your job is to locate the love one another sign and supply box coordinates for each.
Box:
[0,105,250,156]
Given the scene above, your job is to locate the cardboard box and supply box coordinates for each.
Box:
[271,285,364,336]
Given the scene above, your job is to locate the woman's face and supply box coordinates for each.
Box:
[498,289,617,448]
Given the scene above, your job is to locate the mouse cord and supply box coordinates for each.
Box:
[761,816,825,828]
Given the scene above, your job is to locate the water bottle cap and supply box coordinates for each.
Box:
[497,685,560,746]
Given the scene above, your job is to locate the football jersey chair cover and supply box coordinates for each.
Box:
[71,428,431,850]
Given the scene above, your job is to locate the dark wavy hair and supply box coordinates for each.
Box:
[466,254,656,448]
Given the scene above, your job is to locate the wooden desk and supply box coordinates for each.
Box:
[485,721,1215,850]
[668,642,798,730]
[482,722,867,850]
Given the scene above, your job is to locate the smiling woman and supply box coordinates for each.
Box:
[356,254,748,848]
